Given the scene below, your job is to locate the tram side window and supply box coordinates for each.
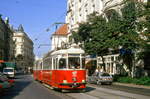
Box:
[40,62,42,70]
[43,58,49,69]
[49,58,52,69]
[45,59,48,69]
[82,58,85,68]
[53,58,57,69]
[43,60,46,69]
[59,58,66,69]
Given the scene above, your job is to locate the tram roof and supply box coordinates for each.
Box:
[51,47,84,55]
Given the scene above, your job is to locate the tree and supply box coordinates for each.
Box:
[72,0,149,76]
[72,12,121,71]
[135,1,150,74]
[16,54,24,61]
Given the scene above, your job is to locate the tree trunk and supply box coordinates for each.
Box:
[101,56,106,72]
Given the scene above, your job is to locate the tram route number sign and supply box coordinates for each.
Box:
[72,71,77,77]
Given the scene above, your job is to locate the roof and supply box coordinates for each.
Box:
[51,46,85,56]
[54,24,68,35]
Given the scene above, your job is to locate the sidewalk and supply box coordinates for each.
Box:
[113,82,150,89]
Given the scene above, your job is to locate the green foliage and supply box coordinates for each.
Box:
[118,76,134,83]
[117,76,150,86]
[120,1,140,49]
[71,0,150,74]
[72,31,82,44]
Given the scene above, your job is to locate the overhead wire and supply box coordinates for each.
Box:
[34,6,67,57]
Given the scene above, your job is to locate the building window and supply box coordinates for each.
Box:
[93,4,95,8]
[111,56,114,61]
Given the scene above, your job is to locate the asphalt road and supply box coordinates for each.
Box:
[88,83,150,96]
[1,74,72,99]
[1,74,150,99]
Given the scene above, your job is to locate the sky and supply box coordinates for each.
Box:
[0,0,67,58]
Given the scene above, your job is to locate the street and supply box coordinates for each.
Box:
[1,75,150,99]
[1,75,71,99]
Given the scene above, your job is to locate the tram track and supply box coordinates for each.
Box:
[61,84,132,99]
[40,80,150,99]
[85,83,150,99]
[59,83,150,99]
[85,84,134,99]
[88,83,150,96]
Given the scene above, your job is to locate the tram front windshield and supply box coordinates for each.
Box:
[68,57,80,69]
[58,54,85,69]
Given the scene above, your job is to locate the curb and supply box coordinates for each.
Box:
[113,82,150,89]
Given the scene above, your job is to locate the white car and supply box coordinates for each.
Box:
[3,67,15,78]
[87,72,113,85]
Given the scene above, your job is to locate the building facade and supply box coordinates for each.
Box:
[66,0,149,75]
[13,25,34,71]
[66,0,124,33]
[0,16,5,60]
[66,0,148,32]
[66,0,103,33]
[51,24,68,51]
[0,16,15,61]
[97,54,120,75]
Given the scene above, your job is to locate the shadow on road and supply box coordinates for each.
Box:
[54,86,96,93]
[85,86,96,92]
[1,75,32,99]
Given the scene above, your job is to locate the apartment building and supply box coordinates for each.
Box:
[13,25,34,71]
[66,0,124,33]
[0,16,15,61]
[66,0,103,33]
[66,0,149,75]
[0,16,5,60]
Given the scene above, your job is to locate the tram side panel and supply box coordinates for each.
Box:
[33,70,38,80]
[33,70,39,80]
[42,70,51,84]
[34,59,43,81]
[38,70,43,82]
[42,70,59,88]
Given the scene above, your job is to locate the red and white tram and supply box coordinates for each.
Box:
[33,58,43,82]
[33,46,86,90]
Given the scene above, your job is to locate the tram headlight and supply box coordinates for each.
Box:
[63,80,67,83]
[82,80,85,83]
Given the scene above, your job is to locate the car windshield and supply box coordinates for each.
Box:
[100,73,110,76]
[3,69,13,72]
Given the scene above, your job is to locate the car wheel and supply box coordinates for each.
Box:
[96,80,101,85]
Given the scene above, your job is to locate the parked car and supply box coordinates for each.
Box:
[0,72,14,87]
[0,80,11,89]
[0,83,3,94]
[87,72,113,85]
[0,72,15,95]
[3,67,15,78]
